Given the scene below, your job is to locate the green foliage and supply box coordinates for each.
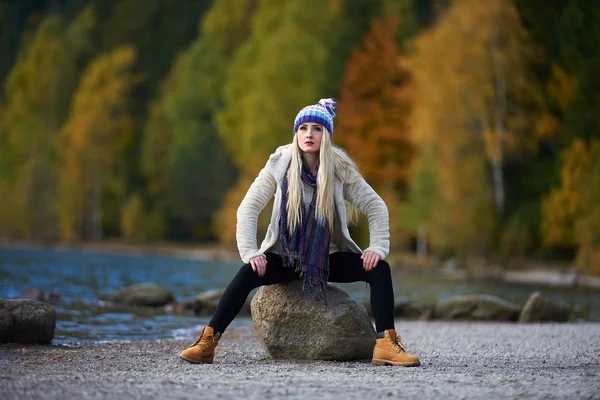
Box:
[142,0,256,241]
[218,0,342,169]
[215,0,343,243]
[96,0,212,99]
[404,146,437,232]
[66,5,97,61]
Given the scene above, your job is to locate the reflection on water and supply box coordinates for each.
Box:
[1,246,598,343]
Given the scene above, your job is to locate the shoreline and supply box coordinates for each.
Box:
[3,321,600,399]
[2,239,600,289]
[0,239,241,263]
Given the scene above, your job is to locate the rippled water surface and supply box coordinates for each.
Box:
[1,246,599,343]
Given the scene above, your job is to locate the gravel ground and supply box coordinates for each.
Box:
[2,321,600,400]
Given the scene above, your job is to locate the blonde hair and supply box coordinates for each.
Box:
[287,129,361,233]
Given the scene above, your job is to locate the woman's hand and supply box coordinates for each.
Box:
[250,254,268,277]
[361,251,380,271]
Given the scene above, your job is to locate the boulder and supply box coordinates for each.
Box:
[434,294,521,321]
[251,281,375,361]
[0,309,15,342]
[0,299,55,344]
[360,299,434,320]
[164,301,192,314]
[100,283,174,307]
[395,301,435,320]
[192,288,251,316]
[519,291,571,322]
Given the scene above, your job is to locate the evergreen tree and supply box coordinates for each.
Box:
[142,0,257,241]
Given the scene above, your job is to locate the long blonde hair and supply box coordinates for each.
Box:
[287,130,360,233]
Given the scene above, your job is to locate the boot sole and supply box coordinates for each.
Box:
[371,358,421,367]
[178,354,214,364]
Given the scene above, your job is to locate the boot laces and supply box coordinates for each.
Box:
[190,332,219,348]
[387,334,407,353]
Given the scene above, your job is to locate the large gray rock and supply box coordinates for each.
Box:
[251,281,375,361]
[519,291,571,322]
[100,283,174,307]
[0,309,15,342]
[0,299,55,344]
[434,294,521,321]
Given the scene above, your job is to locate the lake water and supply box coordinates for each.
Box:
[1,245,599,343]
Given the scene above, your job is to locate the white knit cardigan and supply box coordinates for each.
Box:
[236,145,390,263]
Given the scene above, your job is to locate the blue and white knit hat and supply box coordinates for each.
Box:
[293,98,336,136]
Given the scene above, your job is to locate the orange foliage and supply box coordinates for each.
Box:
[336,15,412,192]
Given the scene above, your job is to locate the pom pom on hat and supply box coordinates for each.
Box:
[318,98,336,118]
[293,98,336,136]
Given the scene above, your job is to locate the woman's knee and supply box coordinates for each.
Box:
[231,263,261,287]
[238,263,257,278]
[371,259,391,279]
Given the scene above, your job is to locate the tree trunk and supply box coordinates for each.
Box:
[91,164,103,241]
[417,224,428,258]
[490,39,506,217]
[491,160,505,218]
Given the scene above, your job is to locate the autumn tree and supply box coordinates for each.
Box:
[322,0,417,97]
[57,46,138,241]
[541,139,600,274]
[409,0,538,219]
[0,9,95,240]
[336,15,412,193]
[407,0,538,258]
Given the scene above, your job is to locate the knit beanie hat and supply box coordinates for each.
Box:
[293,98,336,136]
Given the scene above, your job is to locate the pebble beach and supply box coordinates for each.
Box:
[2,320,600,399]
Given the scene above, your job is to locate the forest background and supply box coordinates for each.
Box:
[1,0,599,274]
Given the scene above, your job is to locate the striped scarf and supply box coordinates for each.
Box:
[280,163,331,303]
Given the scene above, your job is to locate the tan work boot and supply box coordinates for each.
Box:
[179,326,221,364]
[372,329,421,367]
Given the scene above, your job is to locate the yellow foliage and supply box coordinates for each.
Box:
[405,0,540,255]
[548,65,578,112]
[214,171,275,246]
[534,112,560,139]
[57,45,138,241]
[121,195,146,243]
[542,139,600,274]
[541,188,573,246]
[213,176,254,246]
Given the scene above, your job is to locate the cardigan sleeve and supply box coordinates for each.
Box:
[236,161,278,263]
[343,174,390,259]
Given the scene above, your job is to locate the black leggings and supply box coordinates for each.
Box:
[208,252,395,333]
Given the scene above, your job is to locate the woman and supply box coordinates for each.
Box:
[179,99,420,367]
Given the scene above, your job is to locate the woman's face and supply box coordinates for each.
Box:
[296,122,323,155]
